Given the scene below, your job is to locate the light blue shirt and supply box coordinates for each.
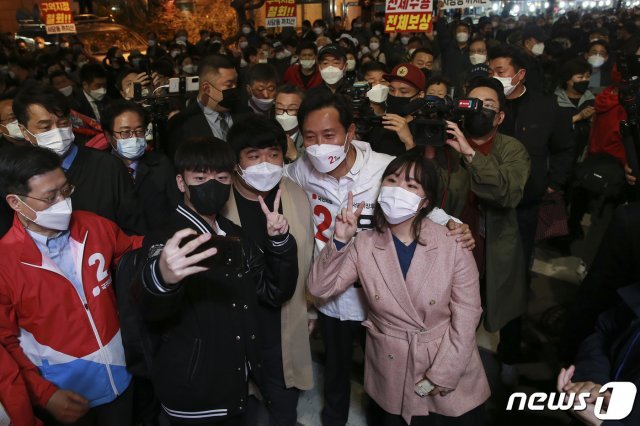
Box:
[61,144,79,171]
[27,229,86,301]
[197,99,233,141]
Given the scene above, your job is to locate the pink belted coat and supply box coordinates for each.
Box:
[308,219,491,424]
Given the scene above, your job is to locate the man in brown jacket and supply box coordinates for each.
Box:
[223,114,314,426]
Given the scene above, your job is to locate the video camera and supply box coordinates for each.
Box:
[132,76,200,121]
[343,81,383,136]
[402,95,484,147]
[617,52,640,200]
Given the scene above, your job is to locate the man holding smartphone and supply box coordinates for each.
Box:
[132,136,299,425]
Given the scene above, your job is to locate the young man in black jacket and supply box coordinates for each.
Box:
[132,137,298,425]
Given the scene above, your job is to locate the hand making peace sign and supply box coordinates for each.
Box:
[334,191,365,244]
[258,189,290,237]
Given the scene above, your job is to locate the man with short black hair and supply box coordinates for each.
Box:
[0,144,144,425]
[132,136,298,425]
[285,92,472,426]
[164,55,251,159]
[282,41,323,91]
[101,100,180,230]
[306,45,350,98]
[70,63,110,122]
[224,114,314,426]
[488,44,574,381]
[49,70,76,98]
[245,63,278,117]
[521,25,548,93]
[13,84,146,235]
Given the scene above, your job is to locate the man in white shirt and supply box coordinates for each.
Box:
[284,92,473,426]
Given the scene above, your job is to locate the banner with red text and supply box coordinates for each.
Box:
[40,0,76,34]
[384,0,433,33]
[265,0,297,28]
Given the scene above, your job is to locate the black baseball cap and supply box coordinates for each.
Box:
[318,44,347,61]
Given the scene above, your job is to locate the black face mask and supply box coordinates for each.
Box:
[573,81,589,94]
[188,179,231,216]
[465,108,497,138]
[386,94,412,115]
[211,86,239,109]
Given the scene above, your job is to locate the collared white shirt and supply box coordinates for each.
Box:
[83,91,101,121]
[285,140,456,321]
[198,99,233,141]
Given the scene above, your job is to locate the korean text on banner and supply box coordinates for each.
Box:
[40,1,76,34]
[441,0,490,9]
[265,0,297,28]
[385,0,433,33]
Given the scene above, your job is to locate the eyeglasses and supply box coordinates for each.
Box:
[275,106,299,115]
[113,129,146,138]
[19,184,75,205]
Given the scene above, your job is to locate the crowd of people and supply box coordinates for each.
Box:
[0,5,640,426]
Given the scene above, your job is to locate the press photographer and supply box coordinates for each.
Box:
[368,63,425,156]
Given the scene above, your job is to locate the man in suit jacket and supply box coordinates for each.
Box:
[69,63,111,122]
[13,84,146,235]
[102,100,181,232]
[163,55,250,161]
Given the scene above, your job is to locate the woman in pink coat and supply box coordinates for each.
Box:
[308,152,490,426]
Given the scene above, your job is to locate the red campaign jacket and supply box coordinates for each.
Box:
[0,211,143,408]
[0,344,41,426]
[588,86,628,166]
[282,64,323,91]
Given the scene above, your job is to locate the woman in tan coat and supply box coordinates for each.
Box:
[308,152,490,426]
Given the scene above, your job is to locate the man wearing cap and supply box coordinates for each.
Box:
[521,25,549,94]
[305,45,351,98]
[368,63,425,156]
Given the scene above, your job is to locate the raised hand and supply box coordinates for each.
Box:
[334,191,364,244]
[158,229,218,285]
[259,189,289,237]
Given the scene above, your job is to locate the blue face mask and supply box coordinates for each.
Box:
[116,136,146,160]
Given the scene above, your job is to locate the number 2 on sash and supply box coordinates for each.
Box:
[314,204,332,243]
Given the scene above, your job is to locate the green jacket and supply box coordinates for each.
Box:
[437,133,531,332]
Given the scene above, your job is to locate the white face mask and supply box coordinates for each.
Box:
[494,72,520,96]
[400,36,410,45]
[588,54,606,68]
[377,185,424,225]
[469,53,487,65]
[59,85,73,97]
[258,58,269,64]
[239,161,283,192]
[313,27,324,35]
[116,136,146,160]
[300,59,316,69]
[89,87,107,101]
[531,42,545,56]
[239,41,248,49]
[306,135,349,173]
[240,58,248,68]
[346,59,356,71]
[19,197,73,231]
[242,27,251,35]
[182,64,197,74]
[366,84,389,104]
[369,42,380,51]
[320,65,344,85]
[275,112,298,131]
[2,120,25,140]
[456,32,469,43]
[29,127,75,156]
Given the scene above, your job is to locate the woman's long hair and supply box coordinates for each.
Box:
[373,151,439,245]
